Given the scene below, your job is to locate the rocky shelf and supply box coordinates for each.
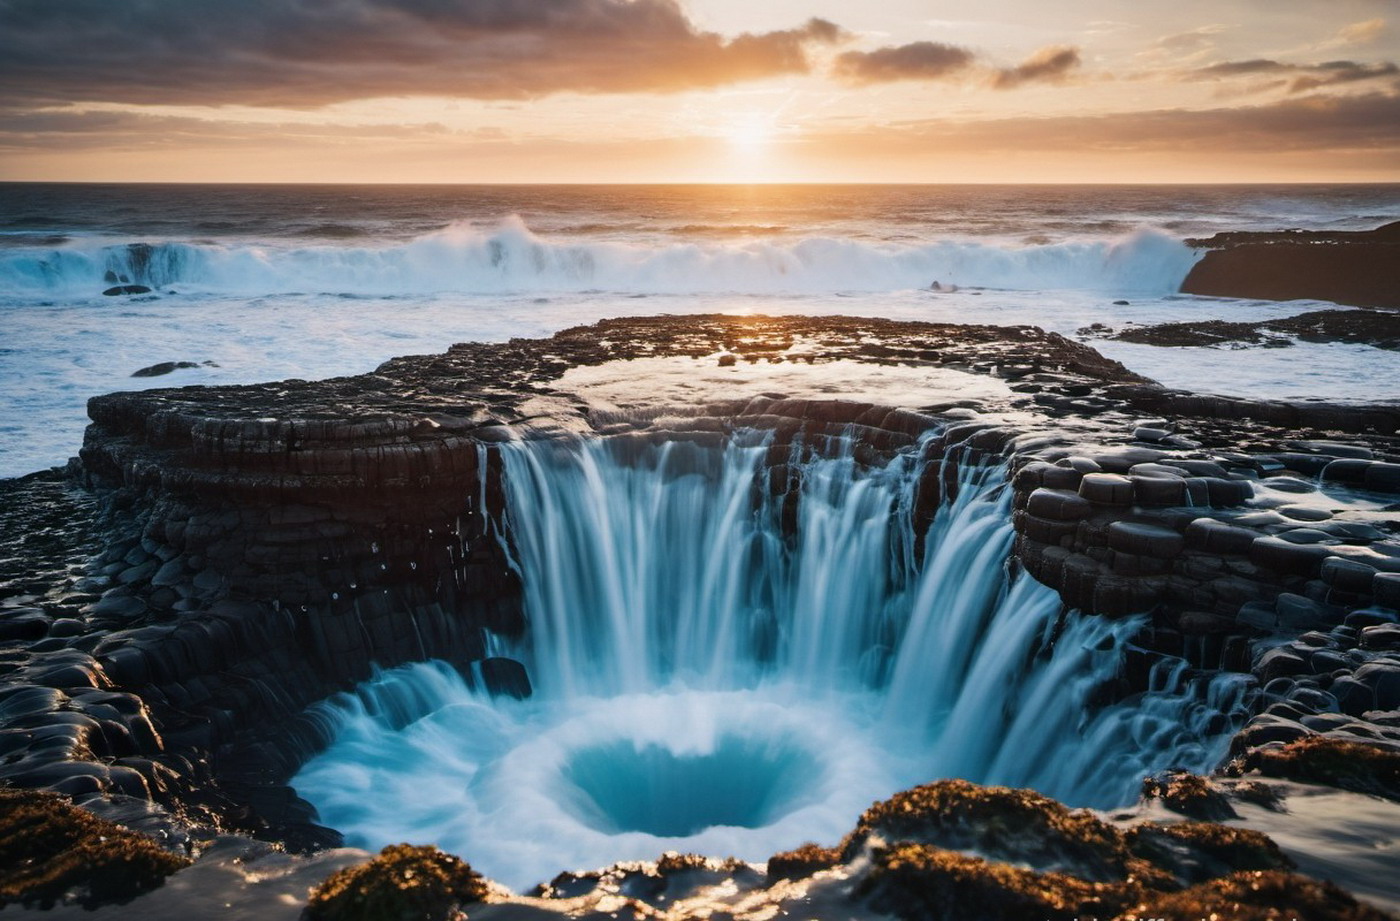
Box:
[2,314,1400,916]
[1181,221,1400,310]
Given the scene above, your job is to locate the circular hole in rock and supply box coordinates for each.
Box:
[559,732,822,838]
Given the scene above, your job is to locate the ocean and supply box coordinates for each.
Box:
[2,182,1398,479]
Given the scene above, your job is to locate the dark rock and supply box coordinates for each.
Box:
[856,844,1128,921]
[1107,522,1183,559]
[1377,573,1400,608]
[478,657,531,700]
[1361,624,1400,650]
[1181,222,1400,310]
[130,361,200,378]
[1355,662,1400,710]
[304,843,487,921]
[843,779,1129,882]
[0,788,189,909]
[1257,647,1311,683]
[1132,870,1392,921]
[1140,771,1236,821]
[1237,735,1400,801]
[102,284,153,296]
[1078,474,1134,506]
[1185,518,1257,555]
[1251,536,1333,578]
[1276,593,1333,631]
[0,610,50,642]
[1027,488,1093,521]
[767,842,842,880]
[1125,822,1291,886]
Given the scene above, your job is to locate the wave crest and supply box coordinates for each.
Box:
[0,215,1198,298]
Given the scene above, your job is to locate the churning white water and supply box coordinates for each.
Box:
[293,432,1253,891]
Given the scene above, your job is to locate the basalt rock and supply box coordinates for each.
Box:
[2,313,1400,909]
[1181,221,1400,309]
[1112,309,1400,352]
[130,361,202,378]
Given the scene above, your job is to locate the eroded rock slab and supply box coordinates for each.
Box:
[1181,222,1400,310]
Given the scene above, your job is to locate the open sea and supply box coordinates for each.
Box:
[2,182,1398,479]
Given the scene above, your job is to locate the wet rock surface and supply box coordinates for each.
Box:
[303,843,488,921]
[2,313,1399,915]
[1181,221,1400,309]
[0,788,190,909]
[10,776,1397,920]
[1100,308,1400,351]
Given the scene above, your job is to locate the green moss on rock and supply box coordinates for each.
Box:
[304,843,488,921]
[0,788,190,909]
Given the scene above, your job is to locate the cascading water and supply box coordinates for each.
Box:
[293,431,1253,890]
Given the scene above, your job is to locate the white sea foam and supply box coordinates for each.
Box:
[2,187,1396,479]
[0,216,1199,298]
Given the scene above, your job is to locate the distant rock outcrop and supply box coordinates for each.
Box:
[1181,222,1400,309]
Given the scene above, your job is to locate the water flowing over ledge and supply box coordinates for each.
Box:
[294,432,1250,890]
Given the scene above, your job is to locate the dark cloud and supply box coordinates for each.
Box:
[1188,58,1398,92]
[0,109,462,152]
[1290,59,1400,92]
[0,0,843,107]
[1194,59,1291,77]
[833,41,975,84]
[991,46,1081,89]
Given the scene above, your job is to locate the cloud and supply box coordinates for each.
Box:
[0,0,844,108]
[831,42,1081,90]
[991,46,1081,89]
[1151,25,1231,54]
[1188,58,1399,93]
[0,108,466,152]
[1336,18,1388,46]
[833,41,975,84]
[821,90,1400,159]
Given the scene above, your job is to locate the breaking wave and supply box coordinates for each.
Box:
[0,216,1198,298]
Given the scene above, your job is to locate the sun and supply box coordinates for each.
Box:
[723,112,777,151]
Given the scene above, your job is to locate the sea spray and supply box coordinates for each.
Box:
[294,432,1251,890]
[0,217,1198,298]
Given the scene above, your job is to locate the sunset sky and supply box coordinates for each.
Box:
[2,0,1398,183]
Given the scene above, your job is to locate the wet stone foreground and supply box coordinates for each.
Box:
[1,314,1399,919]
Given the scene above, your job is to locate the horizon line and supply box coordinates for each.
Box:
[4,179,1400,187]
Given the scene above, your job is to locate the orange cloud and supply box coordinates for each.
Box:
[833,41,975,84]
[991,46,1082,89]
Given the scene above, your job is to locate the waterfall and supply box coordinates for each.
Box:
[293,430,1252,891]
